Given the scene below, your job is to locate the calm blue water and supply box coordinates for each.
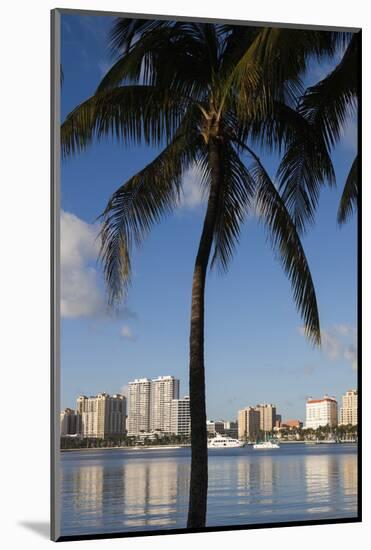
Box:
[60,444,358,536]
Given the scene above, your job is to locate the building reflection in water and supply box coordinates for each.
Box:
[305,450,357,516]
[61,447,357,535]
[123,461,180,527]
[342,454,357,498]
[64,454,190,532]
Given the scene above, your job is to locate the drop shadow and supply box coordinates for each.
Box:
[18,521,50,539]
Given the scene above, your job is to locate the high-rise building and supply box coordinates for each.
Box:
[238,407,260,440]
[206,420,225,435]
[223,420,238,439]
[60,408,78,436]
[128,378,152,435]
[77,393,126,438]
[256,403,276,432]
[151,376,179,433]
[170,396,191,436]
[339,389,358,426]
[305,395,338,429]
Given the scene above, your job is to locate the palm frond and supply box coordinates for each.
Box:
[61,85,188,156]
[248,148,321,345]
[338,156,358,224]
[99,129,206,305]
[98,25,213,101]
[109,18,173,54]
[225,28,350,124]
[277,117,336,233]
[210,141,255,272]
[299,34,358,149]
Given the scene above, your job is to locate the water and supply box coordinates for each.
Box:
[60,443,358,536]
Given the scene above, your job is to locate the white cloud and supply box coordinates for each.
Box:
[344,344,357,371]
[61,211,106,319]
[61,210,137,321]
[299,323,357,371]
[120,324,135,341]
[333,324,356,337]
[178,164,206,209]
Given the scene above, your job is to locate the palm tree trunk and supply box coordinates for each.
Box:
[187,138,221,529]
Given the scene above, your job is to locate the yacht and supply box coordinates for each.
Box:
[253,438,280,450]
[208,434,245,448]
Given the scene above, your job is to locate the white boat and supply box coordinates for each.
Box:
[208,433,244,448]
[253,438,280,450]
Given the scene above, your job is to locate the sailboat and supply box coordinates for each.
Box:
[253,432,280,450]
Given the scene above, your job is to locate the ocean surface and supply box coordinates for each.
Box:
[60,443,358,536]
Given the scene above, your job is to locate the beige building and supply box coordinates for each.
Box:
[256,403,276,432]
[206,420,225,435]
[305,395,338,429]
[60,408,78,436]
[77,393,126,438]
[127,378,152,435]
[151,376,179,433]
[170,396,191,436]
[238,407,260,440]
[339,389,358,426]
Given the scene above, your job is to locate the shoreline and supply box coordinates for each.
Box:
[60,444,190,452]
[60,440,356,452]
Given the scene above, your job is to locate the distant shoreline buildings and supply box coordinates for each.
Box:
[339,390,358,426]
[305,395,338,429]
[60,380,358,440]
[238,403,276,440]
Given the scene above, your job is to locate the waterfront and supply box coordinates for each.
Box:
[60,443,357,536]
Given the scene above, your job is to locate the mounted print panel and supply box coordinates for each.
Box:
[51,8,361,542]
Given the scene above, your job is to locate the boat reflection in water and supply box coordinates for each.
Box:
[60,444,357,536]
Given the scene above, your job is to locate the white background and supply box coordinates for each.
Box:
[0,0,369,548]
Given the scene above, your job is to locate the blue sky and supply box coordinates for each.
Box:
[60,13,358,422]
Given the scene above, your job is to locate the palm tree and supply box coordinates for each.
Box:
[61,20,350,528]
[283,33,359,226]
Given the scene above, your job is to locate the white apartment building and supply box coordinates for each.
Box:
[127,378,152,435]
[151,376,179,433]
[339,389,358,426]
[76,393,126,438]
[170,396,191,436]
[305,395,338,429]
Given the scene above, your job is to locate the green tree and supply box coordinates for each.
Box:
[61,21,352,528]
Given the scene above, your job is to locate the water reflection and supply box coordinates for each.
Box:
[61,446,357,535]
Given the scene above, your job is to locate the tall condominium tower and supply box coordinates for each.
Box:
[255,403,277,432]
[339,389,358,426]
[127,378,152,435]
[76,393,126,438]
[60,408,78,436]
[170,396,191,436]
[151,376,179,433]
[238,407,260,440]
[305,395,338,429]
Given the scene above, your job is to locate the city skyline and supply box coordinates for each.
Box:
[60,13,357,423]
[61,373,357,428]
